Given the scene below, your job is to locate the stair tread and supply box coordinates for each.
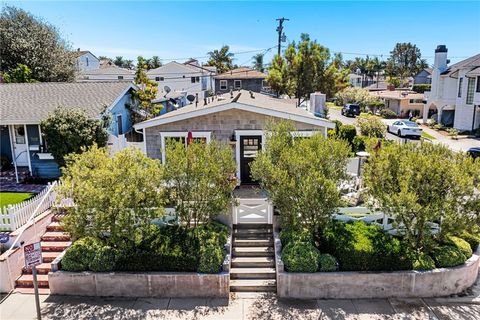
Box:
[41,241,71,246]
[42,251,61,258]
[16,274,49,282]
[24,262,51,270]
[231,267,276,274]
[42,231,70,238]
[234,239,273,243]
[234,247,273,252]
[230,279,276,287]
[232,257,274,262]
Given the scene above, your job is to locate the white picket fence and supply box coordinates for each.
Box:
[335,207,440,235]
[0,181,57,231]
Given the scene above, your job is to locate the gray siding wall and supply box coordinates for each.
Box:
[215,79,264,94]
[144,109,323,160]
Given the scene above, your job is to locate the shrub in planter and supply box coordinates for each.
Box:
[89,246,117,272]
[282,241,320,273]
[444,236,473,258]
[62,237,101,272]
[412,253,436,271]
[318,254,337,272]
[379,109,398,119]
[198,239,224,273]
[433,246,466,268]
[280,227,313,248]
[457,232,480,252]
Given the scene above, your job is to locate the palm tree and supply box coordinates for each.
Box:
[252,53,264,72]
[206,45,234,74]
[114,56,125,67]
[150,56,161,69]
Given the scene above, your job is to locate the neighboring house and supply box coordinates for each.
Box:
[0,82,137,178]
[152,90,189,115]
[134,90,334,184]
[425,45,480,131]
[348,74,363,88]
[78,65,135,81]
[414,68,432,85]
[74,50,100,72]
[147,61,216,99]
[370,90,430,118]
[214,68,268,94]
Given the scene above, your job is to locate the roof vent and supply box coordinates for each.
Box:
[249,90,255,99]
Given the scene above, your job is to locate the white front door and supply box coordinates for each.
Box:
[12,125,28,166]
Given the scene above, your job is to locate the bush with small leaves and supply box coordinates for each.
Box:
[61,237,101,272]
[318,254,338,272]
[444,236,473,259]
[412,253,436,271]
[280,227,313,248]
[282,241,320,273]
[379,109,398,119]
[458,232,480,252]
[198,239,224,273]
[337,125,357,146]
[432,246,466,268]
[89,246,117,272]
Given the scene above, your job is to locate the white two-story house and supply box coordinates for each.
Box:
[424,45,480,132]
[146,60,216,99]
[74,50,100,72]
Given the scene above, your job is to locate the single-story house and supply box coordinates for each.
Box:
[134,90,334,184]
[370,90,432,118]
[214,68,268,94]
[0,81,137,178]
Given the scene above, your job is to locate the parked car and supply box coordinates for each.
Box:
[341,104,361,117]
[467,147,480,159]
[387,120,422,138]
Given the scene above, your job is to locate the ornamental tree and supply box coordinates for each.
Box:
[164,139,237,228]
[363,143,480,254]
[355,116,386,138]
[58,146,166,245]
[250,120,351,234]
[40,107,109,167]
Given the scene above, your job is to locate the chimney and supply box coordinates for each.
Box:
[309,92,326,116]
[434,45,448,72]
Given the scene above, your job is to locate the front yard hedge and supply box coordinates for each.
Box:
[432,246,466,268]
[282,241,320,273]
[445,235,473,258]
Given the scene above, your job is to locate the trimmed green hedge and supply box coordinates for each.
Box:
[457,232,480,252]
[318,254,338,272]
[445,236,473,258]
[62,237,100,272]
[320,221,411,271]
[433,246,466,268]
[338,125,357,147]
[279,227,313,248]
[379,109,398,119]
[282,241,320,273]
[412,253,436,271]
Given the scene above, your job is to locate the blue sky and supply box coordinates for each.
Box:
[7,1,480,66]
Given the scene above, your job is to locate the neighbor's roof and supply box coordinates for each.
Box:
[0,82,135,124]
[81,65,135,75]
[215,67,267,80]
[370,90,424,100]
[441,53,480,76]
[73,50,91,58]
[135,90,334,130]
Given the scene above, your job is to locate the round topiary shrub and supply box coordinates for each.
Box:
[412,253,436,271]
[279,227,313,248]
[318,254,338,272]
[62,237,100,272]
[379,108,398,119]
[445,236,473,258]
[89,246,117,272]
[459,232,480,252]
[433,246,466,268]
[198,240,224,274]
[282,241,320,273]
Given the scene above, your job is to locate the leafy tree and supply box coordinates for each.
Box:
[58,146,166,245]
[386,43,428,84]
[252,53,264,72]
[148,56,162,69]
[356,116,386,138]
[0,5,75,82]
[266,55,289,96]
[114,56,125,67]
[164,139,237,228]
[334,87,376,110]
[3,63,37,83]
[132,56,160,119]
[250,120,351,234]
[40,107,109,167]
[206,45,234,73]
[363,143,480,254]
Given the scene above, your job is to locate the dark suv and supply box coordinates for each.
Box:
[467,147,480,160]
[341,104,361,117]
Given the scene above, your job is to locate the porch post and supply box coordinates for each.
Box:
[235,130,241,182]
[23,124,32,174]
[8,125,19,183]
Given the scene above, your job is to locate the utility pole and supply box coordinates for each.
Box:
[276,17,289,56]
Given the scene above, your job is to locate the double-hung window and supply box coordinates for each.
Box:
[466,77,475,105]
[159,132,211,163]
[234,80,242,89]
[220,80,227,90]
[458,78,463,98]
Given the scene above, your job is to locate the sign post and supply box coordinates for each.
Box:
[24,242,42,320]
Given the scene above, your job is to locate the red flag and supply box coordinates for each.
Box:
[187,131,193,145]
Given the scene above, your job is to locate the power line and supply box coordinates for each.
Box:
[157,47,276,62]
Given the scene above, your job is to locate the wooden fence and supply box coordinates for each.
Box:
[0,181,57,231]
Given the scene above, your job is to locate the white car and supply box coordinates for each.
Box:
[387,120,422,138]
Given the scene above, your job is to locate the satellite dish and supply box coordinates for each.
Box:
[187,95,196,103]
[164,86,171,93]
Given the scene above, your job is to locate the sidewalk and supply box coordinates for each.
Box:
[419,125,480,152]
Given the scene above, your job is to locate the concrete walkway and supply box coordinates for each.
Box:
[1,292,479,320]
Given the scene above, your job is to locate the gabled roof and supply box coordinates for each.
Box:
[0,82,136,124]
[214,67,266,80]
[81,65,135,75]
[135,90,334,130]
[441,53,480,76]
[73,50,99,60]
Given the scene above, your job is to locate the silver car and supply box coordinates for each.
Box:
[388,120,422,138]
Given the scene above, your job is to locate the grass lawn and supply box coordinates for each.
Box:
[0,192,34,208]
[326,102,342,110]
[421,131,436,140]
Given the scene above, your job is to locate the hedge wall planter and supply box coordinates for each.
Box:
[49,271,230,298]
[274,231,480,299]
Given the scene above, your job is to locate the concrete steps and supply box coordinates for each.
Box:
[41,251,62,263]
[40,241,72,252]
[230,224,276,293]
[15,274,49,288]
[46,222,65,232]
[41,231,70,241]
[22,263,51,275]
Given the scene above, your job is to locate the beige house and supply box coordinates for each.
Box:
[134,90,334,184]
[371,90,431,117]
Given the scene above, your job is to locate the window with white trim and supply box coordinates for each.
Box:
[220,80,227,90]
[458,77,463,98]
[155,76,164,81]
[160,132,211,163]
[234,80,242,89]
[466,77,475,105]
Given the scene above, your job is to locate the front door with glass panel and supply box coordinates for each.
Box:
[240,136,262,184]
[12,125,28,166]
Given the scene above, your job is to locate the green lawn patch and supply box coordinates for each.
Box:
[0,192,34,208]
[421,131,436,140]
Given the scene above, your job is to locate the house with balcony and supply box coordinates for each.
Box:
[0,82,137,179]
[424,45,480,131]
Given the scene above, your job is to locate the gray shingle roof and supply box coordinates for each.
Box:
[441,53,480,76]
[81,66,134,75]
[0,81,134,124]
